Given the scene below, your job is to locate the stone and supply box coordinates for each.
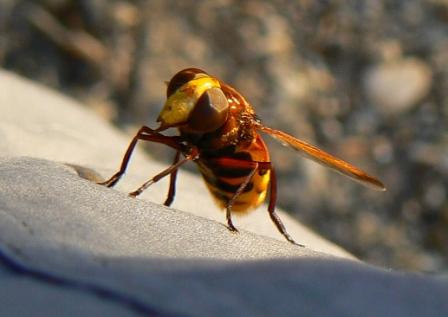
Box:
[364,58,433,114]
[1,157,448,317]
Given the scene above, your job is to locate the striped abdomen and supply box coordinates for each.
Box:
[196,135,271,213]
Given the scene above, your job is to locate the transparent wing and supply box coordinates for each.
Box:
[258,125,386,191]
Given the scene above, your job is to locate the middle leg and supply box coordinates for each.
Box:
[226,167,258,232]
[129,148,198,197]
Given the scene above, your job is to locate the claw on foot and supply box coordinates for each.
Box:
[227,224,239,233]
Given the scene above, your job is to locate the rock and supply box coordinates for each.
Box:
[0,69,448,316]
[364,58,433,114]
[1,157,448,317]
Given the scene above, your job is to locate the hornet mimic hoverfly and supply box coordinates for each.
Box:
[100,68,385,246]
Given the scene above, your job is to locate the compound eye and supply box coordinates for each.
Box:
[188,87,229,133]
[166,68,207,97]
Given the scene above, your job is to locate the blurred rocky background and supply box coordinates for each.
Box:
[1,0,446,272]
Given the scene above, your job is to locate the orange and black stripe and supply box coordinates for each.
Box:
[197,135,271,212]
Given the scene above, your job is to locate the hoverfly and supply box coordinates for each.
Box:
[100,68,385,246]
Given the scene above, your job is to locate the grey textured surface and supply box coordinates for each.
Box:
[1,69,448,316]
[1,157,447,317]
[0,157,319,261]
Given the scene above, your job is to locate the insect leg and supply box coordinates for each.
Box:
[163,151,181,206]
[226,165,258,233]
[266,164,304,247]
[129,148,198,198]
[98,126,183,187]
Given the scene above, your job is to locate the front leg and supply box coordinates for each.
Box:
[163,151,181,206]
[99,126,184,187]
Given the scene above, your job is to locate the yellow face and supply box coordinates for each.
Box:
[158,74,221,128]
